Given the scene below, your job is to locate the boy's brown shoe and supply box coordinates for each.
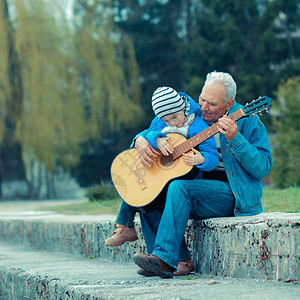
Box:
[104,224,138,246]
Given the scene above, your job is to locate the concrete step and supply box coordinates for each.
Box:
[0,204,299,281]
[0,211,143,263]
[0,242,299,300]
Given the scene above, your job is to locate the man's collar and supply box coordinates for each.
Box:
[204,119,215,126]
[228,100,237,114]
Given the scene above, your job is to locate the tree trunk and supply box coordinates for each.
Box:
[0,0,26,198]
[46,171,56,199]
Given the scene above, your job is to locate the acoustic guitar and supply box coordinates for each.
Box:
[111,96,272,213]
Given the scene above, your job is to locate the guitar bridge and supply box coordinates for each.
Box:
[131,163,147,190]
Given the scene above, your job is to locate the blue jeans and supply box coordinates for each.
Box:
[140,208,191,262]
[141,179,235,268]
[115,200,137,227]
[115,200,190,261]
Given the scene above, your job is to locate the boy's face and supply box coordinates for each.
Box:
[161,109,186,127]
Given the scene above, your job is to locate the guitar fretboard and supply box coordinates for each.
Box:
[172,109,244,160]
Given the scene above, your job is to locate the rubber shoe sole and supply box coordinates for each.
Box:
[133,255,173,279]
[137,268,156,277]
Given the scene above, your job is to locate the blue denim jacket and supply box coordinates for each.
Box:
[132,93,218,172]
[220,101,273,216]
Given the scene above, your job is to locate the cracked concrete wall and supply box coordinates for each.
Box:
[0,212,299,281]
[0,216,146,262]
[0,266,96,300]
[186,213,300,281]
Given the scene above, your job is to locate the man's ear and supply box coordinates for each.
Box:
[225,99,234,111]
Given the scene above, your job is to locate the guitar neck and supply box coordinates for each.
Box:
[172,108,245,160]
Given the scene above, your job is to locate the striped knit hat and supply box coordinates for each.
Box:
[152,87,186,119]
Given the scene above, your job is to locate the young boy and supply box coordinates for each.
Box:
[105,87,218,276]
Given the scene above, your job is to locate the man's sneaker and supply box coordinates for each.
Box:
[173,258,195,276]
[104,224,138,246]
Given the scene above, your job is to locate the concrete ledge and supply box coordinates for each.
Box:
[0,266,70,300]
[0,213,145,263]
[186,213,300,281]
[0,212,299,281]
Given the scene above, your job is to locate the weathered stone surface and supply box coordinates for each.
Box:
[0,214,145,262]
[0,212,299,281]
[187,213,300,281]
[1,243,299,300]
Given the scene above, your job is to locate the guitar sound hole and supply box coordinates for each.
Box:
[160,154,174,167]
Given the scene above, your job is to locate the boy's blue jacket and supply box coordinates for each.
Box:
[132,92,218,172]
[132,93,273,216]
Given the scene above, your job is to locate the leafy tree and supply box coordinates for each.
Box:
[0,0,144,196]
[73,0,143,140]
[64,0,145,185]
[257,0,300,99]
[14,0,85,167]
[10,0,88,197]
[269,76,300,188]
[183,0,266,101]
[183,0,300,104]
[112,0,185,118]
[2,0,300,194]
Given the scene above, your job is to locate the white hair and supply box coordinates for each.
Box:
[204,71,237,103]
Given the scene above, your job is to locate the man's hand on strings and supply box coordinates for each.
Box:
[135,136,160,168]
[217,115,238,141]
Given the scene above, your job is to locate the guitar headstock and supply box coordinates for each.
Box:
[243,96,272,117]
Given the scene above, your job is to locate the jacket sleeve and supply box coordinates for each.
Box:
[196,142,219,171]
[195,138,219,171]
[130,116,166,148]
[227,115,273,179]
[145,131,167,150]
[188,118,219,172]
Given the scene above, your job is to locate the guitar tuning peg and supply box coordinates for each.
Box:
[266,109,269,114]
[259,112,262,116]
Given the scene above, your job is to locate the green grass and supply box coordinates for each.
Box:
[44,187,300,215]
[261,186,300,213]
[45,198,121,215]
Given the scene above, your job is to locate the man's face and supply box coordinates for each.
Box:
[199,82,233,123]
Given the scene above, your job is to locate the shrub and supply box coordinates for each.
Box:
[269,77,300,188]
[86,183,117,201]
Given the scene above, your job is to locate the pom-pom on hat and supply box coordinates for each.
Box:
[152,87,186,119]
